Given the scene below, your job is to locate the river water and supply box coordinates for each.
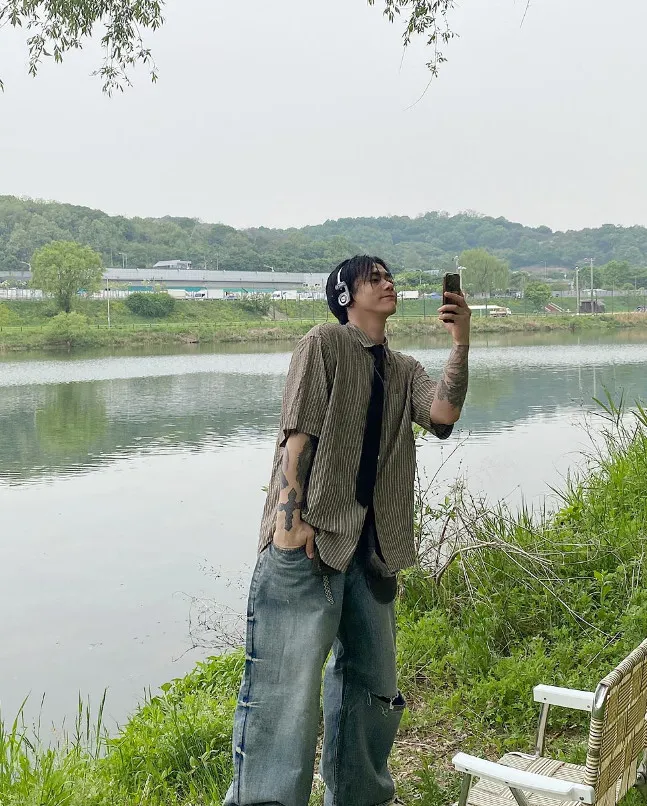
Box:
[1,331,646,730]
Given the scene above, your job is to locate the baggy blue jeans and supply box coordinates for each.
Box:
[223,542,405,806]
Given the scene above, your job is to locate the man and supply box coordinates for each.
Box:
[224,255,471,806]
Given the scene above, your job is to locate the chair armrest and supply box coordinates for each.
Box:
[533,685,595,712]
[452,753,595,804]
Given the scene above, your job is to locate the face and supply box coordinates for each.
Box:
[350,264,397,318]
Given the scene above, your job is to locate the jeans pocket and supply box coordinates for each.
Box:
[270,542,308,561]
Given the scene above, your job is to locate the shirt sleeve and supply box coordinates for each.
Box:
[411,360,454,440]
[280,333,330,445]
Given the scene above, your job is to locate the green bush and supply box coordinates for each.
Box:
[125,292,175,318]
[397,610,452,685]
[236,296,271,317]
[43,312,93,347]
[0,303,20,326]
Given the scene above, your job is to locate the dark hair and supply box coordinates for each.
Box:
[326,255,391,324]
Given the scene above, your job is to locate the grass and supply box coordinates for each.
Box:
[1,297,646,353]
[1,402,647,804]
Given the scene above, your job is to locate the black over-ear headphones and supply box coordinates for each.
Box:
[335,265,351,307]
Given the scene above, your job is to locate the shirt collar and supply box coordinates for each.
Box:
[345,323,390,354]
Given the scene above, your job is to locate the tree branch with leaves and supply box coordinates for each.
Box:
[1,0,456,92]
[0,0,163,93]
[368,0,456,75]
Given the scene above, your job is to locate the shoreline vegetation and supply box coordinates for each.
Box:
[2,400,647,805]
[0,297,646,352]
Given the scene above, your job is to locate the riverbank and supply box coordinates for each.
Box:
[2,402,646,805]
[1,309,647,352]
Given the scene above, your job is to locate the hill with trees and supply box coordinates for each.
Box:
[2,196,647,278]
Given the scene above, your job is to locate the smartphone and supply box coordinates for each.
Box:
[442,272,462,322]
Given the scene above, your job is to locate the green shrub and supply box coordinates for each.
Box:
[236,296,271,317]
[43,312,93,347]
[0,303,20,326]
[397,610,451,685]
[125,292,175,318]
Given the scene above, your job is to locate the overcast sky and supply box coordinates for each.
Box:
[1,0,645,232]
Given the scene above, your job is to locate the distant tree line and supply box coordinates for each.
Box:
[3,196,647,280]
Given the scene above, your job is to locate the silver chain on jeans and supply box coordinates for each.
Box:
[322,574,334,605]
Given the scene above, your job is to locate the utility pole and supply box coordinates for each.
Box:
[106,276,111,329]
[264,265,277,319]
[589,258,594,312]
[575,265,580,314]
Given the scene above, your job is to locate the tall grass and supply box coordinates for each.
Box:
[0,693,106,806]
[0,656,243,806]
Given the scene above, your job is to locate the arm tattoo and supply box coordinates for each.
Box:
[296,436,316,505]
[436,345,469,410]
[278,489,302,531]
[278,436,318,531]
[280,444,290,489]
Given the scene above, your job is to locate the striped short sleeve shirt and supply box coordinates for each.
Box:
[258,322,453,571]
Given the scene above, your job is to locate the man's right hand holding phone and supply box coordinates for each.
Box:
[440,273,471,346]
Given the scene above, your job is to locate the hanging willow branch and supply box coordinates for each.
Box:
[0,0,456,93]
[0,0,164,93]
[367,0,457,75]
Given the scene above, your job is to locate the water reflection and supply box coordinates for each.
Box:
[36,383,107,455]
[0,339,645,484]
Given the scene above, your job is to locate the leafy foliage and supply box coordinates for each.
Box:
[0,0,163,93]
[43,311,94,346]
[459,247,509,295]
[0,302,20,326]
[0,1,455,92]
[368,0,456,75]
[524,280,552,310]
[125,291,175,318]
[30,240,103,313]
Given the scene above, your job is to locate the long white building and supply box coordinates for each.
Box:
[0,267,331,292]
[104,268,330,291]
